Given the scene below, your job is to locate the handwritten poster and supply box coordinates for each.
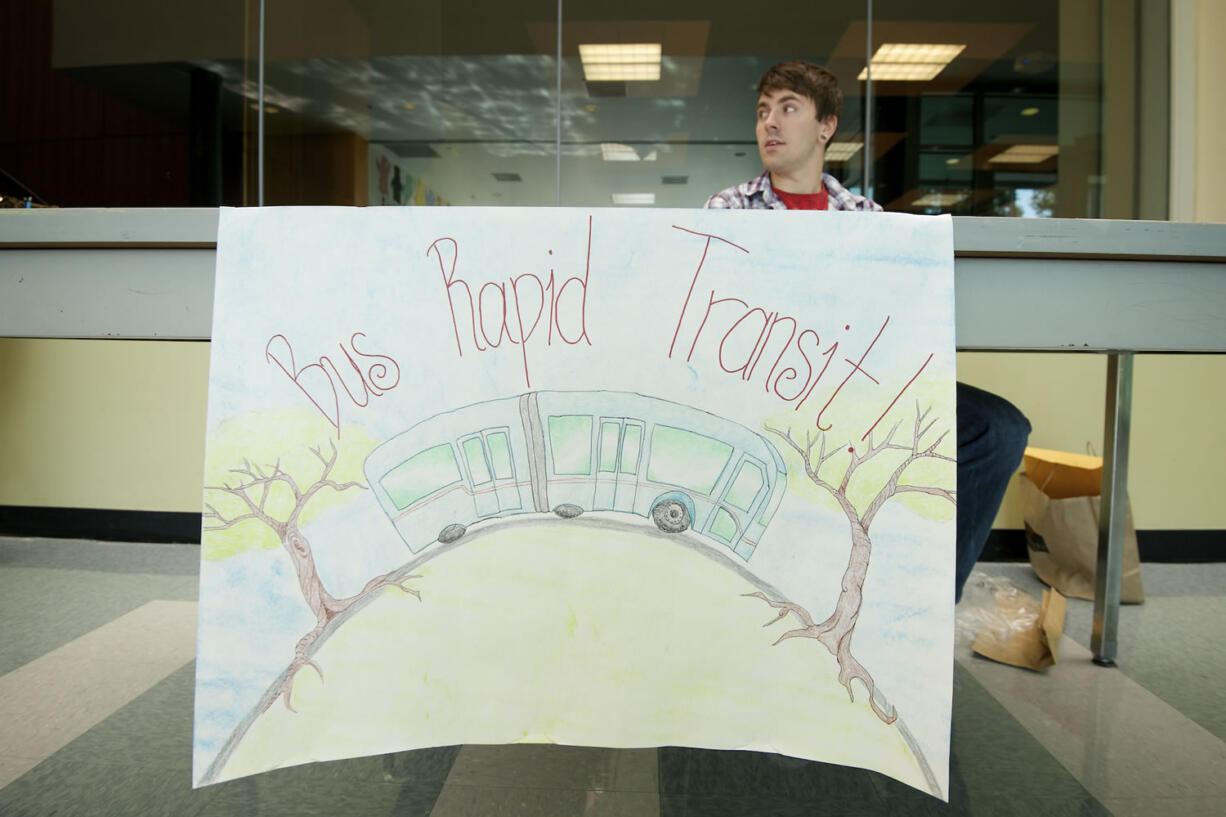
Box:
[194,206,957,799]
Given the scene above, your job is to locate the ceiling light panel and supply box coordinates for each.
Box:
[601,143,640,161]
[580,43,662,82]
[824,141,863,161]
[913,191,969,208]
[989,144,1059,163]
[611,193,655,205]
[858,42,966,81]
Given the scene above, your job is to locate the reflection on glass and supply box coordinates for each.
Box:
[1,1,253,207]
[559,4,866,209]
[3,0,1163,217]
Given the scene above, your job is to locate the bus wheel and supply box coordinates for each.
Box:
[438,523,466,544]
[651,500,690,533]
[553,504,583,519]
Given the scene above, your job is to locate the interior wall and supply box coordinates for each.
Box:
[1,338,1223,535]
[0,339,210,513]
[1193,0,1226,223]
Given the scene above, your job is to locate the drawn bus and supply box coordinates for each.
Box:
[364,391,787,561]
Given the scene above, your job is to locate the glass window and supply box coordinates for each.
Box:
[381,443,461,510]
[619,424,643,475]
[1,1,253,207]
[598,421,620,472]
[709,507,738,544]
[486,430,514,479]
[647,425,732,496]
[759,475,786,527]
[6,1,1166,219]
[724,460,764,512]
[548,415,592,475]
[462,437,492,485]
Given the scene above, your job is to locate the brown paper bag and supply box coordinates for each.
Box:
[1019,447,1144,604]
[972,588,1067,670]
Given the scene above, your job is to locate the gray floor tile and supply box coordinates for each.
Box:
[0,537,200,576]
[658,747,885,802]
[0,566,197,675]
[1099,796,1226,817]
[198,762,448,817]
[431,785,660,817]
[444,744,657,792]
[48,663,199,773]
[873,666,1097,804]
[0,756,215,817]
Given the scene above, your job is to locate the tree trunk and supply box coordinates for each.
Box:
[817,519,871,654]
[282,523,341,624]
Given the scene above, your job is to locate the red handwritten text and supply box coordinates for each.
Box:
[428,216,594,389]
[264,332,401,437]
[668,225,933,439]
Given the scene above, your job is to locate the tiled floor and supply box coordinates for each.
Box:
[1,535,1223,816]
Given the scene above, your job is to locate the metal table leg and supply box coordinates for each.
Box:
[1092,352,1133,666]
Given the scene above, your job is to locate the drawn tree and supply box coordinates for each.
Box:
[202,410,419,711]
[751,403,955,724]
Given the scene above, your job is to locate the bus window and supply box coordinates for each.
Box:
[462,437,492,485]
[486,430,513,479]
[598,421,620,473]
[760,476,786,526]
[725,461,764,512]
[548,415,593,475]
[647,425,732,496]
[619,423,642,475]
[381,443,462,510]
[710,507,738,543]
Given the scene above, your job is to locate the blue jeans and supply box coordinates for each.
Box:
[955,383,1031,602]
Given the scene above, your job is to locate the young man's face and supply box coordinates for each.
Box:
[755,88,835,180]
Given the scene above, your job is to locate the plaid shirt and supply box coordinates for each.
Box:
[704,170,881,211]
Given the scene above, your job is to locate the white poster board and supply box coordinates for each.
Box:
[194,206,957,799]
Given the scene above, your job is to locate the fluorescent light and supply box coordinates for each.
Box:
[824,141,863,162]
[858,42,966,81]
[873,43,966,63]
[913,191,968,208]
[989,144,1059,164]
[611,193,655,205]
[580,43,661,82]
[600,143,657,162]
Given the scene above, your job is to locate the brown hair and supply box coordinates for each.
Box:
[756,60,843,122]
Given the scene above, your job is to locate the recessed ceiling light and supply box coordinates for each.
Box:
[579,43,661,82]
[824,141,863,162]
[402,102,417,110]
[600,143,658,162]
[989,144,1059,163]
[1020,107,1040,116]
[858,43,966,81]
[913,191,969,208]
[945,157,961,165]
[611,193,655,205]
[601,143,636,162]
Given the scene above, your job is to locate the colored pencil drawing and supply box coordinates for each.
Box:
[195,206,958,798]
[364,390,787,563]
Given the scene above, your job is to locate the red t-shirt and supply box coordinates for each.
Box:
[772,184,829,210]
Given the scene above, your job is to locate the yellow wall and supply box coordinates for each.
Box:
[1,338,1224,532]
[0,339,210,513]
[959,353,1226,530]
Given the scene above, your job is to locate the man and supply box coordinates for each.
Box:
[707,60,1031,601]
